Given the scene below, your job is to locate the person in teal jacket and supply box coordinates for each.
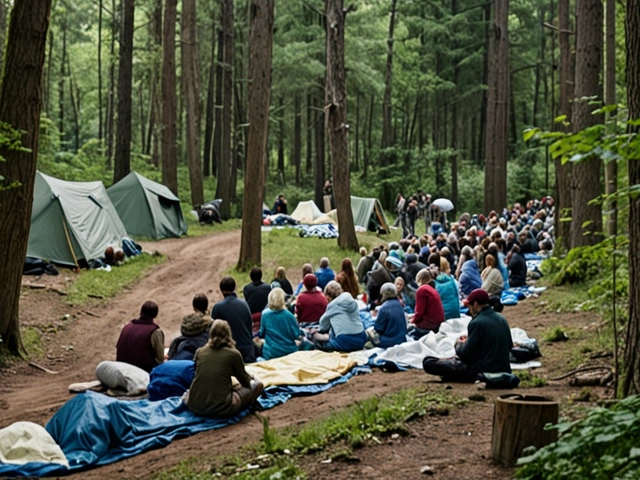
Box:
[258,288,302,360]
[434,272,461,320]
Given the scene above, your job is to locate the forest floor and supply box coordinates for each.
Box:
[0,229,613,479]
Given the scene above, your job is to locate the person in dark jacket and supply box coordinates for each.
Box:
[167,293,212,361]
[422,288,513,382]
[372,283,408,348]
[116,300,165,372]
[211,277,256,363]
[507,244,527,288]
[243,267,271,332]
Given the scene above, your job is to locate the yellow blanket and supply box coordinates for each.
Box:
[245,350,357,387]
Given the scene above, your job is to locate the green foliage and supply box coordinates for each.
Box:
[543,326,569,343]
[66,252,167,305]
[515,370,548,388]
[516,395,640,480]
[0,120,31,188]
[21,327,44,358]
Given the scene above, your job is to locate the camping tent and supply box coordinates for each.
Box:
[28,172,128,266]
[290,200,324,224]
[348,196,389,233]
[107,171,187,239]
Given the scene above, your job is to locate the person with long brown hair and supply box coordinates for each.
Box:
[335,257,360,299]
[183,320,263,418]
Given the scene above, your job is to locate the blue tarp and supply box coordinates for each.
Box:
[0,367,369,477]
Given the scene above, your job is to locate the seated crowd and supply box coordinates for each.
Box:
[114,196,553,418]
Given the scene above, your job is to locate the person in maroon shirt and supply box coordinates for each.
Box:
[410,268,445,338]
[116,300,165,372]
[294,274,328,325]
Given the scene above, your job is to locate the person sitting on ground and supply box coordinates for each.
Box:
[167,293,212,361]
[294,263,314,296]
[434,259,461,320]
[336,257,360,299]
[116,300,165,373]
[295,274,328,325]
[270,266,293,297]
[272,194,288,215]
[243,267,271,332]
[314,257,335,290]
[422,288,512,382]
[313,281,367,352]
[356,247,374,284]
[481,254,504,297]
[507,244,527,288]
[211,276,256,363]
[459,251,482,298]
[394,276,416,311]
[365,253,395,308]
[410,269,445,337]
[405,253,427,282]
[183,320,264,418]
[371,283,408,348]
[257,288,302,360]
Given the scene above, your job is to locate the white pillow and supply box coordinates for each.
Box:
[95,360,149,395]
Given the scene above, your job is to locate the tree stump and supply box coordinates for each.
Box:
[491,394,559,466]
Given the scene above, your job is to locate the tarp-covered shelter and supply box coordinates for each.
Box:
[290,200,324,224]
[107,171,187,239]
[28,172,128,266]
[323,196,389,233]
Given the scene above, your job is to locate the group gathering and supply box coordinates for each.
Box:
[114,193,554,418]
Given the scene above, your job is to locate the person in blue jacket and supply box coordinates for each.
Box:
[373,283,408,348]
[314,257,336,290]
[459,257,482,298]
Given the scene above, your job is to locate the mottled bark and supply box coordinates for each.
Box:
[161,0,178,194]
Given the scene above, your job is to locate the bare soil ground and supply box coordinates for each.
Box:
[0,230,611,479]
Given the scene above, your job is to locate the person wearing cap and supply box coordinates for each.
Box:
[313,281,366,352]
[295,274,328,325]
[371,282,408,348]
[410,269,445,337]
[116,300,165,372]
[422,288,513,382]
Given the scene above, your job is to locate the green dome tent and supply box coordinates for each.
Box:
[107,172,187,239]
[27,172,128,266]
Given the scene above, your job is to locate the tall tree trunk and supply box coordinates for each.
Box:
[68,62,80,152]
[277,96,285,180]
[238,0,274,270]
[0,0,52,355]
[161,0,178,194]
[147,0,163,166]
[570,0,603,248]
[181,0,204,207]
[203,23,216,177]
[483,0,510,215]
[113,0,134,183]
[314,92,325,209]
[622,0,640,397]
[306,93,313,174]
[325,0,358,250]
[604,0,617,237]
[106,0,117,168]
[478,2,491,164]
[98,0,103,140]
[59,22,66,147]
[212,27,224,178]
[294,94,302,184]
[214,0,234,219]
[354,92,360,171]
[381,0,397,149]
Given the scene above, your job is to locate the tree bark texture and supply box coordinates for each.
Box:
[238,0,274,270]
[113,0,134,183]
[161,0,178,194]
[570,0,603,248]
[555,0,573,251]
[0,0,52,354]
[181,0,204,207]
[294,94,302,183]
[622,0,640,397]
[147,0,163,166]
[213,27,224,179]
[604,0,617,237]
[314,92,325,209]
[214,0,234,219]
[483,0,509,215]
[381,0,397,150]
[325,0,358,250]
[106,0,116,167]
[203,25,216,177]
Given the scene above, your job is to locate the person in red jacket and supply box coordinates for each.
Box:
[295,274,328,325]
[410,268,445,338]
[116,300,165,372]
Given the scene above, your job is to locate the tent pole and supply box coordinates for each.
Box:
[61,219,80,270]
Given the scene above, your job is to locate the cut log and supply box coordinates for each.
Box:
[491,394,559,466]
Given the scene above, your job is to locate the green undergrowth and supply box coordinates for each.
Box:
[182,217,244,237]
[154,389,465,479]
[516,395,640,480]
[66,252,167,305]
[515,370,548,388]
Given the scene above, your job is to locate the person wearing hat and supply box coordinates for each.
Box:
[410,268,445,338]
[370,282,408,348]
[422,288,513,382]
[295,274,328,325]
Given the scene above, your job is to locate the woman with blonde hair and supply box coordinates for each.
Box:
[183,320,263,418]
[258,288,301,360]
[270,266,293,296]
[336,257,360,299]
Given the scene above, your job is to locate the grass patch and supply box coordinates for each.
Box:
[66,252,167,305]
[542,326,569,342]
[515,370,547,388]
[183,216,244,238]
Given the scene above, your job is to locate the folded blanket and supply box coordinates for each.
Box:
[0,422,68,467]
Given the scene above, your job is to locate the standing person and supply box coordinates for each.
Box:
[167,293,212,361]
[410,269,445,337]
[211,277,256,363]
[183,320,264,418]
[270,266,293,296]
[116,300,165,373]
[323,179,334,212]
[314,257,335,290]
[295,274,328,324]
[371,283,408,348]
[405,198,419,237]
[258,288,301,360]
[243,267,271,331]
[313,281,367,352]
[393,193,406,228]
[422,289,513,382]
[335,257,360,299]
[272,194,288,215]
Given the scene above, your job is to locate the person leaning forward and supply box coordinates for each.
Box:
[422,288,513,382]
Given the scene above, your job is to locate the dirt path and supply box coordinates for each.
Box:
[0,231,608,479]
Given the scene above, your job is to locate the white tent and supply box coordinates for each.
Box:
[290,200,324,224]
